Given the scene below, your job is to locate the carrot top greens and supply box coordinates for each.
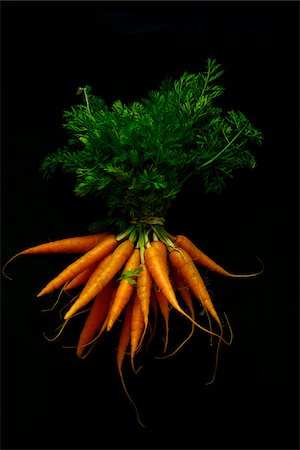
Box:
[41,58,263,230]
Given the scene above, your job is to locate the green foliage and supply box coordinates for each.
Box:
[41,58,263,229]
[117,267,143,285]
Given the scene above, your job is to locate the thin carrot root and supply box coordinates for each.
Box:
[155,322,195,360]
[205,312,233,385]
[41,282,69,312]
[2,252,23,280]
[118,367,145,428]
[43,319,70,342]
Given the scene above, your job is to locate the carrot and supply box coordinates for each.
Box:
[37,234,118,297]
[76,280,115,358]
[144,245,222,339]
[171,268,195,319]
[169,247,221,327]
[3,233,109,279]
[147,291,159,346]
[155,286,169,353]
[64,263,98,291]
[136,263,152,331]
[64,239,134,320]
[117,299,145,428]
[106,248,141,331]
[174,234,263,278]
[151,240,168,261]
[117,299,133,374]
[170,249,226,382]
[130,291,145,371]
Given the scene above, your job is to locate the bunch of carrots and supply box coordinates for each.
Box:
[4,222,262,426]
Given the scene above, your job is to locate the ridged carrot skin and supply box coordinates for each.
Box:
[64,263,98,291]
[150,240,168,261]
[144,245,179,310]
[169,247,221,327]
[2,233,110,280]
[130,291,145,370]
[14,233,110,256]
[76,280,115,358]
[174,234,261,278]
[117,299,134,372]
[106,248,141,331]
[64,240,134,320]
[117,298,145,428]
[155,286,169,352]
[136,263,152,329]
[147,291,159,345]
[37,234,118,297]
[171,267,195,319]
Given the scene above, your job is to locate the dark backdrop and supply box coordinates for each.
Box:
[1,1,299,449]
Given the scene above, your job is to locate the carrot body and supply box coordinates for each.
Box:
[117,299,133,372]
[169,247,220,327]
[106,248,141,331]
[171,268,195,319]
[155,286,169,352]
[64,240,134,320]
[144,245,179,310]
[144,245,222,340]
[64,263,98,291]
[18,233,109,255]
[136,263,152,330]
[117,298,145,428]
[151,240,168,261]
[37,234,118,297]
[174,234,261,278]
[76,280,115,358]
[130,292,145,370]
[2,233,110,280]
[148,291,159,345]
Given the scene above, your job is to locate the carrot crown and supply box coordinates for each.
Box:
[40,58,263,232]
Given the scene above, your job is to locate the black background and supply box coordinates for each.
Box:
[1,1,299,449]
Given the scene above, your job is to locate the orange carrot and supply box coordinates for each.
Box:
[76,280,115,358]
[144,245,183,311]
[147,291,159,345]
[151,240,168,261]
[144,245,221,338]
[37,234,118,297]
[106,248,141,331]
[3,233,109,279]
[169,247,221,327]
[174,234,263,278]
[117,299,133,373]
[136,263,152,331]
[64,239,134,320]
[130,291,145,371]
[64,263,98,291]
[155,286,169,353]
[117,299,145,428]
[171,268,195,319]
